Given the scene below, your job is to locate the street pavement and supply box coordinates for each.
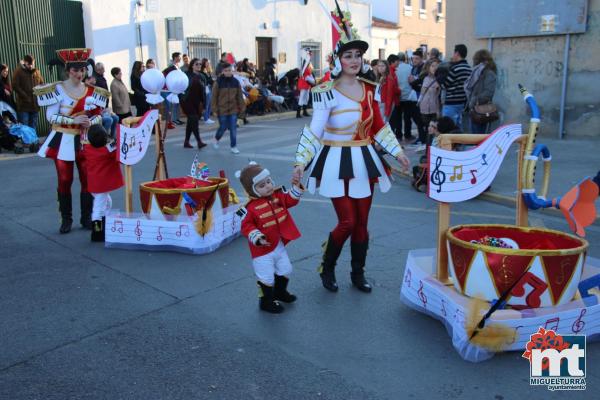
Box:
[0,115,598,399]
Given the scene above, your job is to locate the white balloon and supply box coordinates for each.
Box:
[141,68,165,93]
[166,69,189,95]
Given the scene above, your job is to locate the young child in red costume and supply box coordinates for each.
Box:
[237,162,304,313]
[85,124,124,242]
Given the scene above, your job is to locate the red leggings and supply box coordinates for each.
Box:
[330,193,373,246]
[54,152,88,194]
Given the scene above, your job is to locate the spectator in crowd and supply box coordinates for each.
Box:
[130,61,149,117]
[1,64,16,109]
[408,49,426,144]
[93,62,108,90]
[181,54,190,73]
[145,58,156,69]
[216,52,230,76]
[264,57,277,93]
[374,60,399,123]
[465,49,497,134]
[162,52,183,128]
[110,67,132,122]
[182,58,207,149]
[386,54,402,138]
[418,59,442,145]
[211,62,245,154]
[200,58,215,124]
[395,52,420,142]
[12,54,44,130]
[429,48,442,62]
[442,44,472,129]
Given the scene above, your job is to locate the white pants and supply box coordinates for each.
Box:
[252,241,293,285]
[298,89,310,106]
[92,192,112,221]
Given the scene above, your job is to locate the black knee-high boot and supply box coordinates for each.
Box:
[350,240,372,293]
[296,105,302,118]
[57,192,72,234]
[302,105,310,117]
[274,275,297,303]
[80,192,93,229]
[318,233,343,292]
[257,281,284,313]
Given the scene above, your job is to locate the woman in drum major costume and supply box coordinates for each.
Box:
[292,3,410,293]
[35,49,109,233]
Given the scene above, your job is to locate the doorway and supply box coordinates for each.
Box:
[256,37,273,75]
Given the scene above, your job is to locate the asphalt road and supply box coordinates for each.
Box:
[1,116,597,399]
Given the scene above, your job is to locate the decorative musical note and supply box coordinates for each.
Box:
[111,220,124,233]
[571,309,587,334]
[121,132,129,160]
[449,165,463,182]
[453,309,465,325]
[417,280,427,308]
[544,317,560,331]
[481,153,488,165]
[134,220,143,241]
[441,299,447,317]
[555,259,571,285]
[511,272,548,308]
[176,224,190,237]
[138,141,142,152]
[499,256,514,285]
[404,269,412,288]
[129,136,135,148]
[495,144,502,154]
[430,156,446,193]
[156,226,163,241]
[469,169,478,185]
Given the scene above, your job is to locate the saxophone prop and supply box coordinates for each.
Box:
[519,84,598,237]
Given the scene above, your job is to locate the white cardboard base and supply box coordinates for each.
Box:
[105,206,241,255]
[400,249,600,362]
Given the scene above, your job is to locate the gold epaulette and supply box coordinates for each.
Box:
[34,82,61,106]
[357,76,378,87]
[311,80,337,109]
[90,84,111,99]
[311,80,335,94]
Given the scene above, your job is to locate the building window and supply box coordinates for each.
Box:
[165,17,183,41]
[379,48,386,60]
[300,41,322,78]
[420,0,426,10]
[404,0,412,16]
[419,0,427,19]
[437,0,443,14]
[187,36,222,68]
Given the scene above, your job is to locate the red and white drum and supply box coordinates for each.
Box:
[446,224,588,308]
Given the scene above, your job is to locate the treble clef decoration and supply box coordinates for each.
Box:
[430,156,446,193]
[121,132,129,160]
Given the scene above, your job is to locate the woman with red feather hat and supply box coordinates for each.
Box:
[35,48,109,234]
[292,1,410,293]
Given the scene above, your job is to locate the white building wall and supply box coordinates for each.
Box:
[82,0,372,89]
[370,27,400,60]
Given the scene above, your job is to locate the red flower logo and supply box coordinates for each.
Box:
[522,327,570,371]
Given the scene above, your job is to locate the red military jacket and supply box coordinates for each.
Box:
[85,144,125,193]
[240,187,302,258]
[297,64,314,91]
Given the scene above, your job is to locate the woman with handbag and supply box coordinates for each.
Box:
[464,49,497,134]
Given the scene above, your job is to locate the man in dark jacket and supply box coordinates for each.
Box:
[93,62,108,90]
[12,54,44,130]
[162,52,183,126]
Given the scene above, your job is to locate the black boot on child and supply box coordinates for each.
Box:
[274,275,297,303]
[257,281,284,313]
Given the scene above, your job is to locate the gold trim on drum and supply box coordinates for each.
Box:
[139,177,229,195]
[446,224,589,256]
[483,253,535,300]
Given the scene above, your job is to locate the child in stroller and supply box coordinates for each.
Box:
[0,100,40,154]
